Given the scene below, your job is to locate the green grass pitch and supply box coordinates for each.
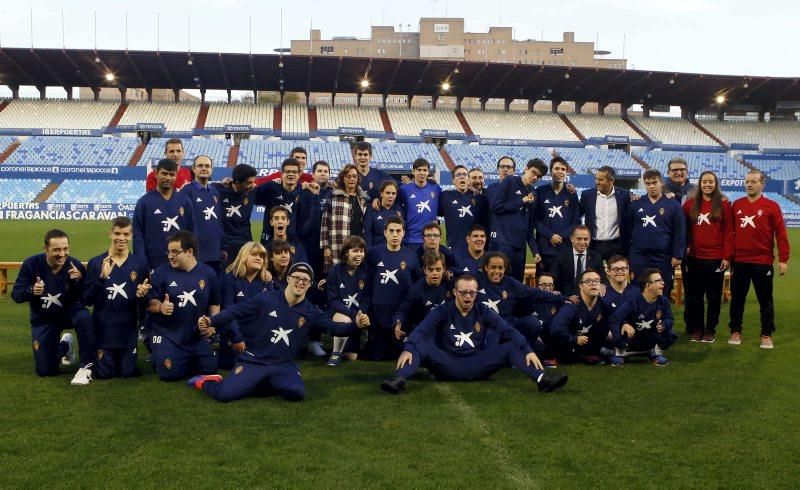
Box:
[0,220,798,487]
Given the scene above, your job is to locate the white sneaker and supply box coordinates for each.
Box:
[60,333,76,366]
[307,341,326,357]
[71,363,93,386]
[760,336,774,349]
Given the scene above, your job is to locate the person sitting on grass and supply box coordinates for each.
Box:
[380,274,568,395]
[189,263,367,402]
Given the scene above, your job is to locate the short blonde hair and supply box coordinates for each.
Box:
[225,242,270,282]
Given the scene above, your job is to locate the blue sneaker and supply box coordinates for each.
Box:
[326,351,342,367]
[187,374,223,390]
[609,355,625,367]
[649,354,670,367]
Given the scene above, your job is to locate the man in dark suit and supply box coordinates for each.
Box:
[550,225,606,297]
[579,165,630,261]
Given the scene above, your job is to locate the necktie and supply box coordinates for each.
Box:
[576,253,584,280]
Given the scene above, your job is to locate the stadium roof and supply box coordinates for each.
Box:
[0,47,798,111]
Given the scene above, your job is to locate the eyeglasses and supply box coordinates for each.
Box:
[670,168,688,173]
[610,266,629,273]
[423,233,441,239]
[453,172,468,178]
[498,164,514,170]
[289,275,311,285]
[454,290,478,298]
[166,249,186,257]
[580,279,602,286]
[538,283,554,290]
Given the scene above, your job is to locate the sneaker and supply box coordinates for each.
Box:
[380,375,406,394]
[187,374,223,390]
[728,332,742,345]
[307,341,326,357]
[70,363,93,386]
[760,336,774,349]
[542,358,559,369]
[609,355,625,367]
[580,355,605,365]
[537,370,568,392]
[701,333,716,343]
[326,351,342,367]
[690,331,702,342]
[649,354,670,367]
[60,333,76,366]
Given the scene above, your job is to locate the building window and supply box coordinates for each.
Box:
[320,46,334,54]
[438,34,444,41]
[550,48,564,56]
[344,49,348,54]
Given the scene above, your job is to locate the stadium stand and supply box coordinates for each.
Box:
[0,99,119,130]
[0,135,18,153]
[47,179,145,204]
[386,108,465,137]
[204,102,274,131]
[316,105,385,133]
[370,142,446,169]
[462,110,579,143]
[696,118,800,150]
[0,178,50,202]
[634,149,747,179]
[629,115,720,148]
[554,147,642,175]
[238,140,353,170]
[564,113,643,141]
[744,156,800,180]
[138,137,230,167]
[4,136,139,166]
[725,190,800,214]
[116,102,200,132]
[446,144,552,172]
[281,105,310,138]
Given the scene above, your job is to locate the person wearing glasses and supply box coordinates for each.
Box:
[626,169,686,300]
[484,156,517,206]
[321,164,369,272]
[600,255,640,315]
[190,263,366,402]
[415,222,456,274]
[439,165,487,249]
[380,273,568,394]
[664,157,696,204]
[133,158,198,271]
[608,268,677,367]
[254,158,304,245]
[146,231,220,381]
[548,269,610,365]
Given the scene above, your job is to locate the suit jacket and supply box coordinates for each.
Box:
[579,186,631,244]
[549,247,606,297]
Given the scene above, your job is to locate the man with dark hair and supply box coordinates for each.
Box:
[393,250,451,340]
[416,222,455,273]
[626,169,686,299]
[439,165,487,248]
[145,231,220,381]
[12,229,95,385]
[84,217,151,379]
[254,146,314,186]
[399,158,442,249]
[601,255,640,314]
[254,158,304,245]
[534,156,581,273]
[580,165,630,261]
[134,158,198,270]
[484,156,516,206]
[728,170,790,349]
[380,274,568,394]
[550,225,605,297]
[294,160,332,278]
[488,158,546,281]
[354,141,393,201]
[215,164,258,264]
[145,138,193,192]
[453,224,487,275]
[180,155,224,274]
[664,157,696,204]
[608,268,677,367]
[264,206,307,264]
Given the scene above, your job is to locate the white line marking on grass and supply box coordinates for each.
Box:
[434,383,537,488]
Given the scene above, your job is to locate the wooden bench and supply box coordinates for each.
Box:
[0,262,22,297]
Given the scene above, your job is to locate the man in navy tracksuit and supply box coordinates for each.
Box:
[12,229,95,385]
[393,250,451,340]
[214,164,257,265]
[84,217,152,379]
[189,263,365,402]
[180,155,224,274]
[399,158,441,249]
[133,158,198,271]
[381,274,568,394]
[439,165,487,248]
[146,231,220,381]
[254,158,303,245]
[608,268,677,367]
[534,157,580,273]
[489,158,548,282]
[453,224,488,276]
[294,160,332,278]
[626,169,686,299]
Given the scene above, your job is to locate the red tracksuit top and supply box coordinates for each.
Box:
[682,197,734,261]
[731,195,790,265]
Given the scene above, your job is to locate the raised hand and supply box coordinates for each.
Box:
[33,276,45,296]
[100,256,114,279]
[68,262,82,280]
[136,278,151,298]
[160,294,174,316]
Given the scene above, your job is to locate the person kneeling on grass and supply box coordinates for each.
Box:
[380,274,568,395]
[607,268,677,367]
[189,263,367,402]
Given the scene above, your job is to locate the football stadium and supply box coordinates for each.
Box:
[1,9,799,488]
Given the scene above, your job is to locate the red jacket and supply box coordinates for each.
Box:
[145,166,193,192]
[682,197,734,261]
[254,171,314,187]
[731,195,790,265]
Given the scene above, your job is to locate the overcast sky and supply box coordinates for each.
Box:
[1,0,797,98]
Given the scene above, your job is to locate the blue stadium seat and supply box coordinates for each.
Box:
[47,180,145,204]
[4,136,139,166]
[0,178,50,203]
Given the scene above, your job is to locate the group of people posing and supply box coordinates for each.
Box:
[12,138,790,401]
